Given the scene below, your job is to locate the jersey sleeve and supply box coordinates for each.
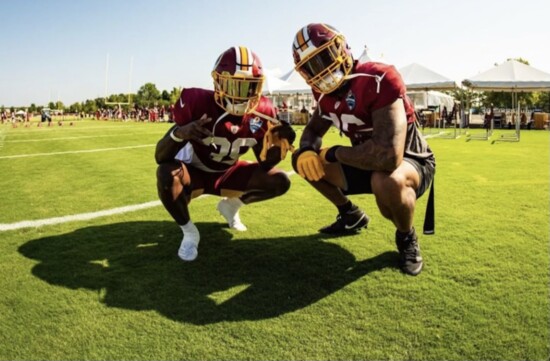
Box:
[256,96,277,121]
[371,64,407,111]
[173,88,194,126]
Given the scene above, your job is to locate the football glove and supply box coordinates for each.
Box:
[260,122,296,161]
[295,150,325,181]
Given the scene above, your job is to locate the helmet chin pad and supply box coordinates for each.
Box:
[315,70,345,94]
[223,100,249,116]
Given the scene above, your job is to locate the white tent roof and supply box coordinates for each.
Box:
[263,68,290,94]
[358,46,372,64]
[399,63,457,90]
[462,59,550,91]
[407,90,455,110]
[269,68,311,94]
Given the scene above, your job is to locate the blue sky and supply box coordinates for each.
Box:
[1,0,548,107]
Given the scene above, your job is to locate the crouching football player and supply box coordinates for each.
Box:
[155,46,295,261]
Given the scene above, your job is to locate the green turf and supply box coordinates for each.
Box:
[0,120,548,360]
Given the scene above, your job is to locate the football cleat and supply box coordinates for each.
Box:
[319,207,369,234]
[217,198,247,231]
[395,228,423,276]
[178,225,200,261]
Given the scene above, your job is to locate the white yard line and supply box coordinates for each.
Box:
[4,133,160,143]
[0,171,296,232]
[0,201,162,231]
[0,144,155,159]
[2,125,157,135]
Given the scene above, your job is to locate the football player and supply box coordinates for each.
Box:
[291,24,435,276]
[156,46,295,261]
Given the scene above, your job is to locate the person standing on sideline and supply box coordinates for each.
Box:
[155,46,295,261]
[291,24,435,275]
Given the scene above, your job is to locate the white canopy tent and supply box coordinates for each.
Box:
[263,68,290,95]
[407,90,455,111]
[463,59,550,92]
[274,68,311,94]
[399,63,458,91]
[398,63,459,136]
[463,59,550,141]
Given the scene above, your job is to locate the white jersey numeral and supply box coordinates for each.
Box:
[325,112,372,132]
[204,137,257,163]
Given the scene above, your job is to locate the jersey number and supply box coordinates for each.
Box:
[205,137,257,163]
[326,113,367,132]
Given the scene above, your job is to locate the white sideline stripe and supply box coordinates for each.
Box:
[0,144,155,159]
[5,134,122,143]
[4,125,155,135]
[0,171,296,232]
[0,201,162,231]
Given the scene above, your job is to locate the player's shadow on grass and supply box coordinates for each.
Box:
[19,221,397,325]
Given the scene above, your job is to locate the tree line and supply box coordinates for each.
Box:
[1,83,182,115]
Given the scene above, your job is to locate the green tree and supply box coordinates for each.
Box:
[69,102,82,114]
[83,100,98,114]
[169,87,182,105]
[136,83,161,107]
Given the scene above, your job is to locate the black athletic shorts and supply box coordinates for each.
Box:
[341,156,435,198]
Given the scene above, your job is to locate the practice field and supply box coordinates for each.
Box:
[0,120,548,360]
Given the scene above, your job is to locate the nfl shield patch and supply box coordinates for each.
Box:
[249,116,263,133]
[345,91,356,110]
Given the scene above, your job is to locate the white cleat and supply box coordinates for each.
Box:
[217,197,247,231]
[178,226,200,261]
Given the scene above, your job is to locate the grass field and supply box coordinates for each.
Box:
[0,119,548,360]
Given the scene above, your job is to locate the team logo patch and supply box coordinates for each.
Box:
[345,91,356,110]
[249,117,263,133]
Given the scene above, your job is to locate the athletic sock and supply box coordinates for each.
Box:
[396,228,415,241]
[180,221,198,235]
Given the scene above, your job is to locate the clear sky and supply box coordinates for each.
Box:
[1,0,548,107]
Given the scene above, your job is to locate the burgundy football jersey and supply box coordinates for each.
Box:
[314,62,432,162]
[173,88,276,172]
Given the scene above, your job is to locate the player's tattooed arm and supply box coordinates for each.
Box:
[334,98,407,171]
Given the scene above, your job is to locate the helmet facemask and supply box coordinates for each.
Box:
[294,34,353,94]
[212,71,264,116]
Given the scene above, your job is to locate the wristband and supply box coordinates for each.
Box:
[294,146,315,157]
[170,129,184,143]
[324,146,341,163]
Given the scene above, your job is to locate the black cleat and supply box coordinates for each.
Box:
[395,228,423,276]
[319,207,369,234]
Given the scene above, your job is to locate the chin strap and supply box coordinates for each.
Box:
[342,72,386,93]
[249,109,281,125]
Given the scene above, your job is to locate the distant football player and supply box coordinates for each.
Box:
[291,24,435,276]
[155,46,295,261]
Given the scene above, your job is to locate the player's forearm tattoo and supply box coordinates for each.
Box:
[336,100,406,171]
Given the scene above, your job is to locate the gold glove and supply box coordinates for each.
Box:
[260,122,296,161]
[296,150,325,181]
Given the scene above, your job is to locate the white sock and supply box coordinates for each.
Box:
[180,221,199,236]
[227,197,244,209]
